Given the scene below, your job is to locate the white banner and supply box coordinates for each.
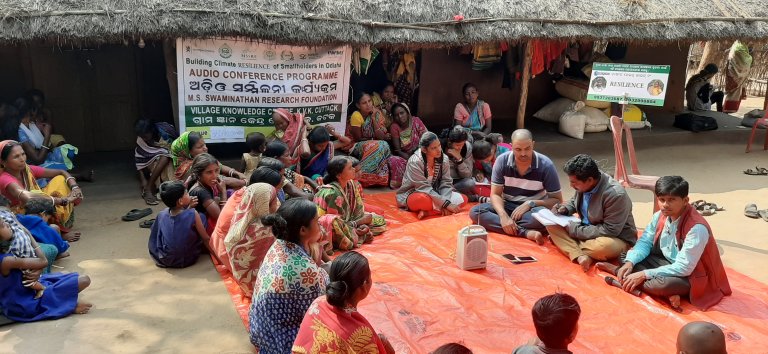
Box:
[177,38,352,143]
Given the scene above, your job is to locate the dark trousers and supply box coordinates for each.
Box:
[469,202,545,236]
[630,253,690,297]
[711,91,724,112]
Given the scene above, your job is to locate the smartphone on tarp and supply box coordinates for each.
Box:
[502,254,538,264]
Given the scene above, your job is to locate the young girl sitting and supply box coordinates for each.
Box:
[17,198,70,259]
[0,210,47,299]
[148,181,212,268]
[187,153,227,233]
[471,133,510,185]
[240,132,266,181]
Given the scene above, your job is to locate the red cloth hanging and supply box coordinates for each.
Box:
[530,40,545,76]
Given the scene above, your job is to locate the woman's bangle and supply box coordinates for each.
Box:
[66,176,75,183]
[71,185,80,190]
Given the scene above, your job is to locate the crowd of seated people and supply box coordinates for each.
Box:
[133,79,733,352]
[0,89,91,325]
[0,76,740,354]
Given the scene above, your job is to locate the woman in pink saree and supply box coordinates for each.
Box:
[388,103,427,189]
[270,108,311,168]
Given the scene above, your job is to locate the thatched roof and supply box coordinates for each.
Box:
[1,0,768,46]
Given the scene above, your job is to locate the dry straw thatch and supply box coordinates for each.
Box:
[0,0,767,46]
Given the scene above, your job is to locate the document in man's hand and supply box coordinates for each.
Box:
[532,208,581,227]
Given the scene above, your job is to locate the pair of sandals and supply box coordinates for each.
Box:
[743,166,768,176]
[691,200,724,216]
[122,208,155,228]
[744,204,768,221]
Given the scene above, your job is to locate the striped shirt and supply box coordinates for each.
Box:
[491,151,561,202]
[0,209,36,258]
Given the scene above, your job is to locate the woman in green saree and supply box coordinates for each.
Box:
[313,156,386,252]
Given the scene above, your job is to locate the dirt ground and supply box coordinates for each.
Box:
[1,99,767,353]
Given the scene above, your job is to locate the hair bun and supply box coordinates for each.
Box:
[326,280,349,307]
[261,214,288,238]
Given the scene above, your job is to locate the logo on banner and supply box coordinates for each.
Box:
[265,50,276,61]
[219,44,232,59]
[281,50,295,61]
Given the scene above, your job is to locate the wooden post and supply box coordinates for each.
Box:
[517,41,533,129]
[163,39,180,130]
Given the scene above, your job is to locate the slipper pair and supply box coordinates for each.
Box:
[743,167,768,176]
[122,208,152,222]
[744,204,768,221]
[692,200,723,216]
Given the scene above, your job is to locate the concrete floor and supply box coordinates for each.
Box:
[1,99,767,353]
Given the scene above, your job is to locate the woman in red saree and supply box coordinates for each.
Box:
[292,251,394,354]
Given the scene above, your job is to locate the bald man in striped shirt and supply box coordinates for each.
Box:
[470,129,563,244]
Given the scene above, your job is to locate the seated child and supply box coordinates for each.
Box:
[676,321,727,354]
[0,210,47,299]
[148,181,212,268]
[240,132,266,181]
[513,293,580,354]
[471,133,509,184]
[17,198,70,258]
[597,176,732,311]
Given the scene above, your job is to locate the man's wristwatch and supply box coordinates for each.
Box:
[527,200,536,208]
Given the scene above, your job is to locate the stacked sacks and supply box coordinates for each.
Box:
[532,97,577,123]
[559,101,610,139]
[555,78,610,109]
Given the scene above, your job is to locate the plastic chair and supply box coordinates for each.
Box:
[610,115,660,212]
[745,114,768,153]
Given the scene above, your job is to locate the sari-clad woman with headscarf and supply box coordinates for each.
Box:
[0,140,82,233]
[170,131,246,189]
[269,108,311,169]
[342,92,394,187]
[223,183,281,298]
[723,41,753,113]
[387,103,427,189]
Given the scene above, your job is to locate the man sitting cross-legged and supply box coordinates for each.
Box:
[469,129,562,244]
[597,176,732,310]
[547,154,637,272]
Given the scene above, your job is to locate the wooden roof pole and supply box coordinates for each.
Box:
[517,40,533,129]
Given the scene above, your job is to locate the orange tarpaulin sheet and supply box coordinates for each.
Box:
[213,192,768,353]
[363,192,421,229]
[356,213,768,353]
